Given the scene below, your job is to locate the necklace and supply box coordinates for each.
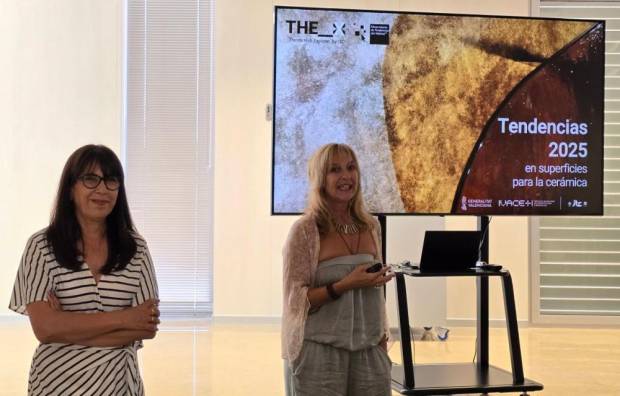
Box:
[336,230,361,255]
[332,221,360,235]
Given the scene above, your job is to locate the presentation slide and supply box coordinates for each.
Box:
[272,7,604,215]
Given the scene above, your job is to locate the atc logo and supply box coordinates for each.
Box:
[567,199,588,208]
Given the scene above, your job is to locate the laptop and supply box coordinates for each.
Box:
[418,231,482,273]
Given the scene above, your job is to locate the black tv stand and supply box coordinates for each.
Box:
[391,268,543,395]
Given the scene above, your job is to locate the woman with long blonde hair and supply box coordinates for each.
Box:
[282,143,394,396]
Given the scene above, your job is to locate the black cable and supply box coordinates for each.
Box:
[473,217,492,361]
[476,216,493,266]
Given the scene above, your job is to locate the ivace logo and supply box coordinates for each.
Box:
[498,199,534,207]
[284,20,389,44]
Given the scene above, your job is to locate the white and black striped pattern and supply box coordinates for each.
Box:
[9,229,158,396]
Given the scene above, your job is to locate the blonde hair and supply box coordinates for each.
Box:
[305,143,375,235]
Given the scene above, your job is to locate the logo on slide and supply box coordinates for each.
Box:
[283,20,389,44]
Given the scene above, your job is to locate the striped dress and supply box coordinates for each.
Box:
[9,229,159,395]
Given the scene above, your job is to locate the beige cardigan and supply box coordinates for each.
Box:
[281,214,389,363]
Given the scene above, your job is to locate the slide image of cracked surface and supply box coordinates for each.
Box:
[273,8,604,215]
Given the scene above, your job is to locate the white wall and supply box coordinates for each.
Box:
[445,217,531,324]
[0,1,123,315]
[1,0,532,323]
[213,0,532,323]
[213,0,423,318]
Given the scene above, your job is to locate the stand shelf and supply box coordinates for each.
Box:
[391,268,543,395]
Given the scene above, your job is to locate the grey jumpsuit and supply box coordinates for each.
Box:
[286,253,392,396]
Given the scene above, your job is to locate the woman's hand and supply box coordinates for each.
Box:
[379,334,388,352]
[47,291,62,311]
[47,292,160,332]
[120,299,160,331]
[336,263,394,293]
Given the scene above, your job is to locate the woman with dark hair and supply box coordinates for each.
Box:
[282,143,394,396]
[10,144,159,395]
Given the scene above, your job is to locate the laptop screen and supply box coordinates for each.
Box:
[419,231,482,272]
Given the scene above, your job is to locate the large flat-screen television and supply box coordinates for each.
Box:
[272,6,605,215]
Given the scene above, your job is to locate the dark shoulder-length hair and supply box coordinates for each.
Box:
[46,144,137,273]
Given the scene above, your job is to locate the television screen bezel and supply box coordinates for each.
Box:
[271,5,605,216]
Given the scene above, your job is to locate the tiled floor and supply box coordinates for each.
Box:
[1,318,619,395]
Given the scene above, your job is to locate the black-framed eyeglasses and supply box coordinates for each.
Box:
[78,174,121,191]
